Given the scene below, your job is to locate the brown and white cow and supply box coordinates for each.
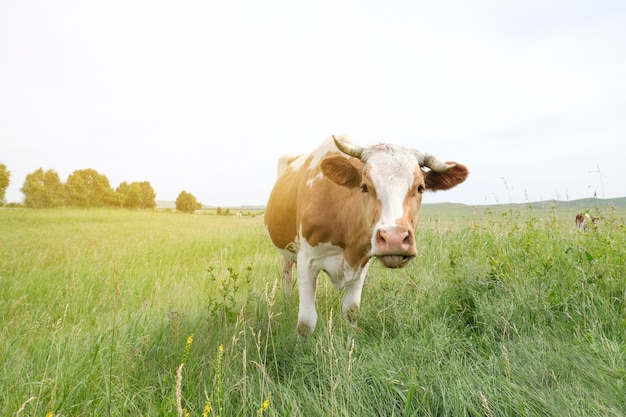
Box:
[264,135,469,336]
[575,212,598,230]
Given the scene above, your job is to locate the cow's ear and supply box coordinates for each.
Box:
[321,156,362,188]
[424,162,469,191]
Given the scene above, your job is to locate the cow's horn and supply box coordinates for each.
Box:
[414,150,456,173]
[332,135,363,159]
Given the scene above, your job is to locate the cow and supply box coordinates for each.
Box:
[575,212,598,230]
[264,135,469,336]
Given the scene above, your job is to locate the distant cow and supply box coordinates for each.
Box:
[264,135,469,335]
[575,212,598,230]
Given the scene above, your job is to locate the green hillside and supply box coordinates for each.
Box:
[423,196,626,214]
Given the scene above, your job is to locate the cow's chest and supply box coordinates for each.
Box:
[299,239,364,290]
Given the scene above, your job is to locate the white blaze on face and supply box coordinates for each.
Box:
[364,148,420,268]
[368,151,417,230]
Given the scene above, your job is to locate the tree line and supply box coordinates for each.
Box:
[0,163,202,213]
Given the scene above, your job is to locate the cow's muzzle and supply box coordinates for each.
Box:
[374,227,417,268]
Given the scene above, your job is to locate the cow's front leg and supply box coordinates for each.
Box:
[342,265,369,328]
[296,254,319,336]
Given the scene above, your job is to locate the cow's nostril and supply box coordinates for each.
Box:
[376,230,387,247]
[403,231,414,247]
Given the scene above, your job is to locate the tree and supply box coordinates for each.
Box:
[137,181,156,209]
[175,190,201,213]
[0,163,10,205]
[116,181,156,209]
[21,168,64,208]
[116,181,141,209]
[65,168,121,207]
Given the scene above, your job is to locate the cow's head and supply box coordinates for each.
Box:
[321,135,469,268]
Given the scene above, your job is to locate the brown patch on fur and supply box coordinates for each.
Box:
[265,154,314,250]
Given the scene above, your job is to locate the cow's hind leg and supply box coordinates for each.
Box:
[281,256,295,296]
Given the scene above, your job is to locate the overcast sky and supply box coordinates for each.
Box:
[1,0,625,206]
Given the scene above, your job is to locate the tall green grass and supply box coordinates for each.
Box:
[1,206,624,416]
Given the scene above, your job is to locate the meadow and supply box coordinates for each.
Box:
[0,204,624,416]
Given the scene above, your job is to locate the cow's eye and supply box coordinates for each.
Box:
[360,183,369,193]
[417,184,425,193]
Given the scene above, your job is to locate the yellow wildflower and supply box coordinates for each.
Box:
[262,397,270,411]
[181,333,194,363]
[258,393,271,416]
[202,402,212,416]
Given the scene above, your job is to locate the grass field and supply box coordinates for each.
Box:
[1,204,624,416]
